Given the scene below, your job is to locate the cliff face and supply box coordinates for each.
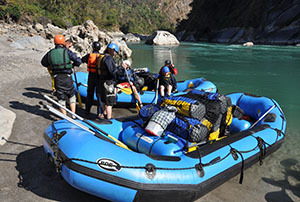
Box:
[176,0,300,45]
[157,0,193,25]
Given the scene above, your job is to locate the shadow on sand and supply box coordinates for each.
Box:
[8,87,55,121]
[16,146,107,202]
[262,158,300,202]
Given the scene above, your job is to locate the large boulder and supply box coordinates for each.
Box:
[123,33,140,42]
[63,20,132,58]
[10,35,51,51]
[0,106,16,146]
[145,31,180,45]
[44,23,64,39]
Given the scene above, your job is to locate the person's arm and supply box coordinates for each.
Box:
[41,52,50,67]
[81,53,89,64]
[67,49,82,67]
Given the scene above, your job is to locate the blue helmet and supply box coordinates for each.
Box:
[107,42,119,53]
[162,66,170,73]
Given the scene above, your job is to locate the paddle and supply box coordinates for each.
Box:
[73,68,83,108]
[124,69,141,112]
[249,105,276,129]
[169,49,173,64]
[79,82,133,95]
[154,78,159,104]
[118,87,132,95]
[42,93,131,151]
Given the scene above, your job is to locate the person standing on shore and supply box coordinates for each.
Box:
[41,34,82,116]
[47,38,74,96]
[81,41,104,119]
[98,43,119,120]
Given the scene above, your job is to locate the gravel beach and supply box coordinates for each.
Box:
[0,34,299,202]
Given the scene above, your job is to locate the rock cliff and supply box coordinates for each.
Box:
[176,0,300,45]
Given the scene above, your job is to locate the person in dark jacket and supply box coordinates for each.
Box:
[98,42,119,120]
[81,41,104,119]
[159,60,177,92]
[41,34,82,116]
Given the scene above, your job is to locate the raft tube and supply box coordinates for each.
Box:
[43,92,286,202]
[72,72,217,105]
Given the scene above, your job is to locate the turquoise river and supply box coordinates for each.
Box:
[128,42,300,201]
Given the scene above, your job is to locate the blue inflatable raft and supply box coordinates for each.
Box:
[72,72,217,105]
[43,92,286,201]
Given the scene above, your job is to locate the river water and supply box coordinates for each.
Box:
[128,42,300,201]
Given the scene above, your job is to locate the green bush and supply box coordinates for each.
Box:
[22,4,43,16]
[47,14,67,28]
[0,6,5,19]
[6,3,21,21]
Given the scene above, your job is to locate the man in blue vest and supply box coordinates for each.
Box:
[41,34,82,116]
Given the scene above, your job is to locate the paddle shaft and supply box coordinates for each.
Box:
[124,69,141,111]
[73,69,83,108]
[249,105,276,129]
[169,49,173,64]
[43,103,117,144]
[42,94,131,150]
[79,82,133,95]
[154,78,159,104]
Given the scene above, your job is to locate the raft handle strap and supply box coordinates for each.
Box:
[256,137,267,166]
[230,148,245,184]
[195,146,205,177]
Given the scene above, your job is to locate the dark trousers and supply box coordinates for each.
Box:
[86,73,103,115]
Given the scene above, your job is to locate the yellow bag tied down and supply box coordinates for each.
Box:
[161,99,191,117]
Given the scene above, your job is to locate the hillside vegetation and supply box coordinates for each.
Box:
[0,0,177,34]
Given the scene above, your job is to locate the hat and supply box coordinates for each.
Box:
[123,60,131,67]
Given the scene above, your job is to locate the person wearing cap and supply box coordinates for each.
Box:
[116,60,143,108]
[81,41,104,119]
[98,42,119,120]
[41,34,82,116]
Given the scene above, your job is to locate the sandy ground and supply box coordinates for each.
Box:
[0,35,299,202]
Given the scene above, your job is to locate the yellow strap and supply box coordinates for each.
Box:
[201,119,213,130]
[208,129,220,141]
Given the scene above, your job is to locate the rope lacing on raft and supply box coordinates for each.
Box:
[51,134,277,185]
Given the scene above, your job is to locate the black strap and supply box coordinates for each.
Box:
[230,148,244,184]
[63,49,66,69]
[256,137,266,166]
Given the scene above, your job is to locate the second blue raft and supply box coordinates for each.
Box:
[72,72,217,105]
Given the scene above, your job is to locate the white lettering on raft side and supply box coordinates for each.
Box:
[96,158,122,172]
[136,133,153,144]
